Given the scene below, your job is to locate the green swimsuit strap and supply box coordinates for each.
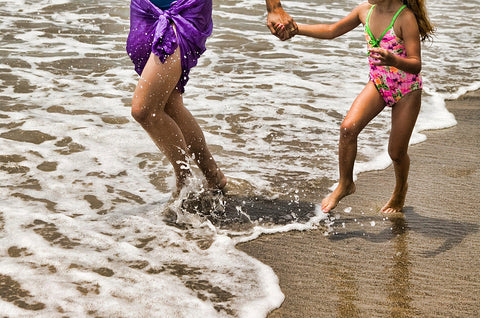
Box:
[366,4,407,47]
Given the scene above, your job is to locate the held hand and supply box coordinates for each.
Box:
[273,23,298,40]
[368,47,396,67]
[267,8,297,41]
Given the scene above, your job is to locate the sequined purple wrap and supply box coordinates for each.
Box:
[126,0,213,92]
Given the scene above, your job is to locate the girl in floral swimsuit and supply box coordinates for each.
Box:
[365,4,422,107]
[274,0,435,214]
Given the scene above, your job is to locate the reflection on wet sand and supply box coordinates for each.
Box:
[325,207,478,316]
[333,267,361,318]
[326,215,415,317]
[387,216,413,318]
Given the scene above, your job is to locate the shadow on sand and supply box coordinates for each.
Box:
[328,206,479,257]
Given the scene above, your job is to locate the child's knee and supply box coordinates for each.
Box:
[340,121,360,140]
[388,147,408,163]
[131,100,148,124]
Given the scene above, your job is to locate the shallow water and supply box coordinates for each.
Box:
[0,0,479,316]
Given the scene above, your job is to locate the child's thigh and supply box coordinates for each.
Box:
[343,81,385,132]
[133,49,183,110]
[389,90,422,149]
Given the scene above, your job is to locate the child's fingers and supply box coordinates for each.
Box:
[274,23,285,32]
[273,23,287,38]
[368,48,387,63]
[273,22,296,41]
[369,47,387,57]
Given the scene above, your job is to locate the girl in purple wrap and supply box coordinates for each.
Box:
[126,0,226,194]
[273,0,434,215]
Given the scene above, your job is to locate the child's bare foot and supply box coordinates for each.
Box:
[321,182,356,213]
[206,168,227,191]
[381,184,408,214]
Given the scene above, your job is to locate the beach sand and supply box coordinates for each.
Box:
[238,90,480,317]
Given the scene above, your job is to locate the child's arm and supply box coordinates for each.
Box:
[296,4,365,39]
[369,10,422,74]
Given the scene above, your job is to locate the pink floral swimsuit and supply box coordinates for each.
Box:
[365,4,422,107]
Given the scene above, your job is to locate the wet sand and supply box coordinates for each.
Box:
[238,90,480,317]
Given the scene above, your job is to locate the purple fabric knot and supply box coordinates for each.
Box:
[126,0,213,93]
[151,11,177,64]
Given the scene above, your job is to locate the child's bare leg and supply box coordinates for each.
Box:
[382,90,421,214]
[322,82,385,213]
[131,48,192,191]
[321,128,357,213]
[165,90,227,190]
[382,154,409,214]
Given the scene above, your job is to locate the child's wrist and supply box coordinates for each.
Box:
[291,25,298,36]
[295,24,302,35]
[391,55,400,68]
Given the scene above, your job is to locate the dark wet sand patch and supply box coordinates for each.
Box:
[46,105,100,116]
[14,178,42,191]
[84,194,104,210]
[0,120,25,129]
[0,154,26,163]
[54,136,73,147]
[100,116,130,125]
[7,246,33,258]
[0,165,30,174]
[14,79,37,94]
[186,279,235,315]
[69,263,115,278]
[37,161,58,172]
[0,129,56,144]
[0,274,46,311]
[147,171,169,192]
[27,219,80,249]
[134,236,156,249]
[37,58,114,76]
[75,281,100,296]
[54,136,86,154]
[0,212,4,233]
[129,260,150,270]
[0,154,30,174]
[102,184,146,205]
[28,150,44,158]
[1,58,32,69]
[12,193,56,212]
[116,189,146,205]
[92,267,114,277]
[130,259,235,310]
[121,97,133,107]
[0,103,42,112]
[152,262,236,315]
[0,72,36,94]
[87,170,128,179]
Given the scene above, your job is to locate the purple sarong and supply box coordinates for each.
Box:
[126,0,213,93]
